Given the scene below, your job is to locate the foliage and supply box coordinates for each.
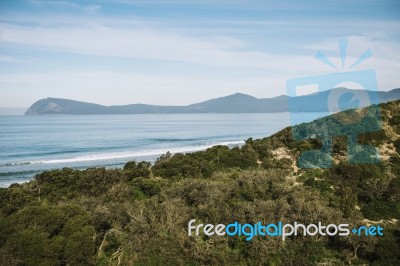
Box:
[123,161,151,179]
[1,100,400,265]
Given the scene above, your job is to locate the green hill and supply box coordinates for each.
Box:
[2,100,400,265]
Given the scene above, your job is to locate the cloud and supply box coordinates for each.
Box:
[0,24,246,66]
[30,0,80,9]
[0,5,398,108]
[0,21,324,71]
[84,5,102,14]
[0,18,398,97]
[0,55,33,63]
[1,9,398,65]
[29,0,102,14]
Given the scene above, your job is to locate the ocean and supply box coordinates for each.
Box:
[0,113,326,187]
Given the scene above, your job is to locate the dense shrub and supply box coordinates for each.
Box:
[362,200,400,220]
[124,161,151,179]
[388,115,400,126]
[153,145,258,179]
[1,205,96,265]
[1,100,399,265]
[394,139,400,153]
[326,162,389,203]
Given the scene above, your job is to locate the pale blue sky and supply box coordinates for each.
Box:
[0,0,399,111]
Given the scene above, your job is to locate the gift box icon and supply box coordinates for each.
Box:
[287,68,381,168]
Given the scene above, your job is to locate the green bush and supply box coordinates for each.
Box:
[394,139,400,153]
[135,178,163,197]
[1,205,96,265]
[362,200,400,220]
[124,161,151,179]
[1,100,399,265]
[389,115,400,126]
[327,162,389,203]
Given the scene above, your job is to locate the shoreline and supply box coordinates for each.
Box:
[0,140,246,188]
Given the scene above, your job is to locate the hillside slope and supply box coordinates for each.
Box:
[1,100,399,265]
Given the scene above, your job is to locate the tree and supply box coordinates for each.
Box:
[124,161,151,179]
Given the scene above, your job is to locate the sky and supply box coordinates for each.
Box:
[0,0,399,112]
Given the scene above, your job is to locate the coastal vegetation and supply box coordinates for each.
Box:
[1,100,399,265]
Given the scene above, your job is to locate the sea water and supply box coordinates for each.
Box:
[0,113,326,187]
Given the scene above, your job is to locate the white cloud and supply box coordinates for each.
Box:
[0,11,399,108]
[0,55,33,63]
[30,0,81,9]
[0,21,327,72]
[28,0,102,14]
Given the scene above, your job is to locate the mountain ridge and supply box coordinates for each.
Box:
[25,88,400,115]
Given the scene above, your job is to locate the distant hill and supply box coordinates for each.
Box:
[25,88,400,115]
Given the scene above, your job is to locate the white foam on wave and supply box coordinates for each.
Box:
[23,140,245,165]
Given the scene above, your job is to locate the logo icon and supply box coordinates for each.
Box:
[287,39,381,168]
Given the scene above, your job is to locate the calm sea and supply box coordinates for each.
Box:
[0,113,326,187]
